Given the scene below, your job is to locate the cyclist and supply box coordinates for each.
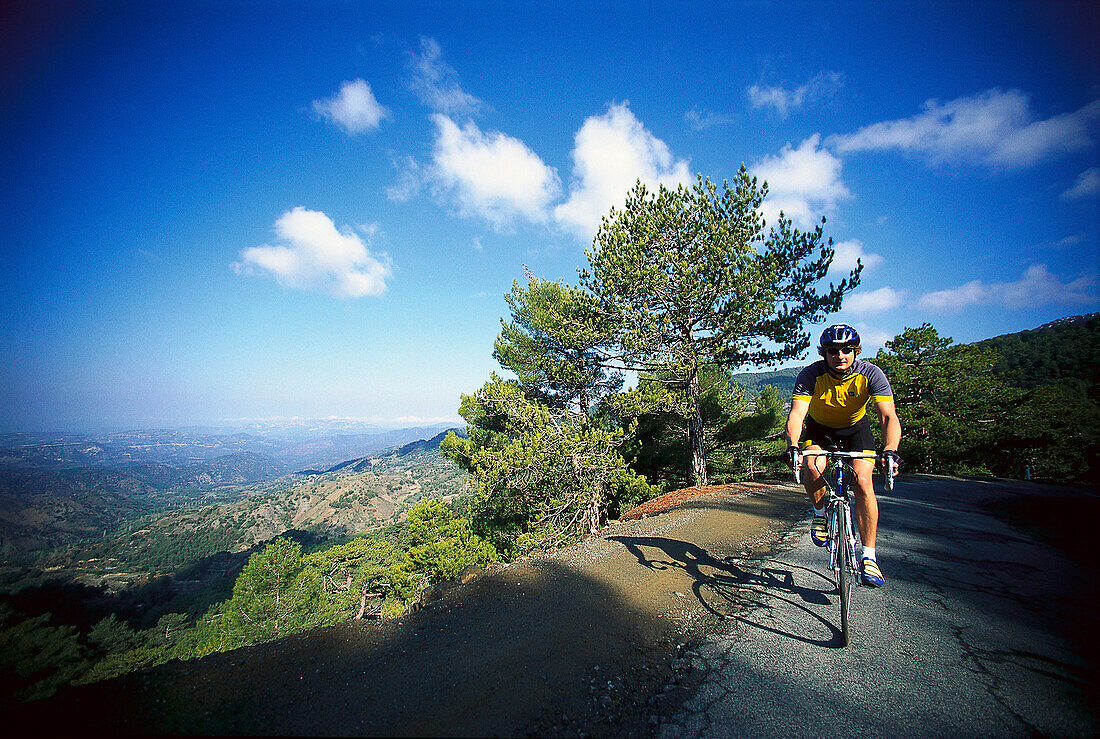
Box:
[784,324,902,587]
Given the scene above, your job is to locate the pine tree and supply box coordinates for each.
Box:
[205,538,320,651]
[493,277,622,417]
[404,499,498,586]
[581,170,856,485]
[873,324,1007,474]
[442,377,654,555]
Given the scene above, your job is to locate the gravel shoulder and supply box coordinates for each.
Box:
[14,482,808,737]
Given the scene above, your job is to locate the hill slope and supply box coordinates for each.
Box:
[25,430,472,583]
[974,313,1099,393]
[730,313,1100,399]
[12,483,807,736]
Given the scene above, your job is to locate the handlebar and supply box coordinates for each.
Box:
[792,449,896,491]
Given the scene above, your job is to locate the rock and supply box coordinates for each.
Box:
[417,580,454,607]
[456,564,485,585]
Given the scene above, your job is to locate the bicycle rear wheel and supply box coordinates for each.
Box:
[837,502,853,647]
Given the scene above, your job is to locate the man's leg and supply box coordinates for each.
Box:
[851,458,878,548]
[851,457,884,586]
[801,445,829,546]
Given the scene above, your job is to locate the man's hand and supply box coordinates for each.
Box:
[883,450,902,476]
[785,445,800,470]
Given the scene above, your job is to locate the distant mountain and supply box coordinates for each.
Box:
[974,313,1099,393]
[0,425,456,564]
[0,430,281,470]
[9,429,472,583]
[730,367,800,399]
[0,467,162,556]
[127,452,288,488]
[273,425,453,471]
[304,429,463,475]
[0,424,454,473]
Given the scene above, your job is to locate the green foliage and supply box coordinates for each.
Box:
[197,538,322,654]
[495,277,622,415]
[874,324,1009,474]
[300,536,413,619]
[87,613,139,654]
[875,322,1099,483]
[614,368,784,491]
[405,499,498,585]
[0,605,91,705]
[580,171,857,484]
[977,314,1099,394]
[442,378,656,556]
[989,383,1100,483]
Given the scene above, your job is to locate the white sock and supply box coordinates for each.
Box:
[863,546,876,561]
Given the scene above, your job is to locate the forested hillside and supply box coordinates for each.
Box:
[5,431,469,587]
[1,430,484,705]
[730,367,800,399]
[873,316,1099,483]
[0,425,452,561]
[976,313,1099,393]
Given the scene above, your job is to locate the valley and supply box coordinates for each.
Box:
[0,426,466,593]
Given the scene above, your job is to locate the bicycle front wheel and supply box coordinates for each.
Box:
[837,503,853,647]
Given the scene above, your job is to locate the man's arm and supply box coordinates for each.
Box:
[875,398,902,451]
[786,398,810,448]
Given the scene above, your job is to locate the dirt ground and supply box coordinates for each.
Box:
[14,482,808,737]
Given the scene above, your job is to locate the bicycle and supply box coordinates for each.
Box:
[793,448,895,647]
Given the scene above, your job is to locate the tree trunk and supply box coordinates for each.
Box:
[573,452,603,535]
[584,488,602,535]
[688,367,707,487]
[356,582,369,620]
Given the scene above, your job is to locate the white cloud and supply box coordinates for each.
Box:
[389,415,461,425]
[430,114,561,228]
[234,207,392,298]
[1062,167,1100,200]
[828,239,884,282]
[851,323,895,351]
[386,155,423,202]
[311,79,387,135]
[748,85,803,119]
[684,107,735,130]
[846,286,906,315]
[752,134,850,229]
[555,102,692,238]
[408,37,482,116]
[918,280,986,312]
[832,89,1100,168]
[917,264,1097,312]
[747,72,843,119]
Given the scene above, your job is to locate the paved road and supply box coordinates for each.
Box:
[649,475,1097,738]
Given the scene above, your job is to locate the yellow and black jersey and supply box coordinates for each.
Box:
[792,359,894,429]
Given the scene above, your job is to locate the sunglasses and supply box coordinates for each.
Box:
[825,346,856,356]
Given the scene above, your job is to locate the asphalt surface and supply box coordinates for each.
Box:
[654,475,1098,738]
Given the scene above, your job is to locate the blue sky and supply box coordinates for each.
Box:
[2,1,1098,432]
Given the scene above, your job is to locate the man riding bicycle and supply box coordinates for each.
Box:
[785,324,902,587]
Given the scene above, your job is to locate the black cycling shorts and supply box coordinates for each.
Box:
[802,415,875,454]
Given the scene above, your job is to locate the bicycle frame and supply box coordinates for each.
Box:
[794,449,891,646]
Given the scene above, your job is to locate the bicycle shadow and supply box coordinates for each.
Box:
[607,535,846,648]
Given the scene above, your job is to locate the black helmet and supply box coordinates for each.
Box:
[819,323,861,348]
